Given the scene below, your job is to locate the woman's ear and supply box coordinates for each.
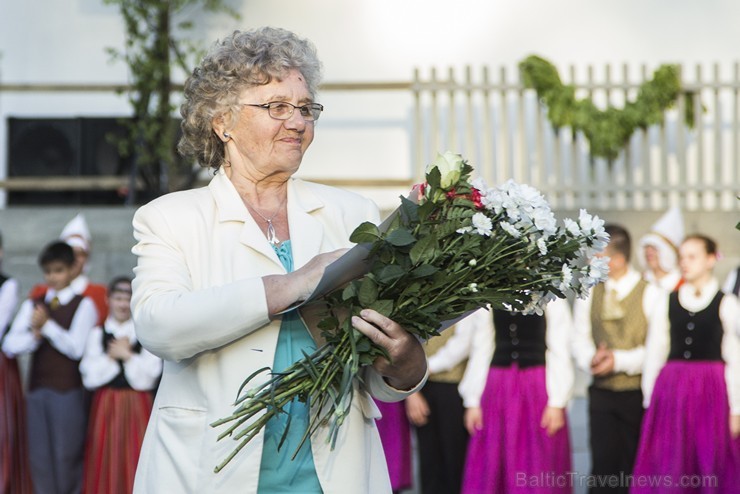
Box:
[212,113,230,142]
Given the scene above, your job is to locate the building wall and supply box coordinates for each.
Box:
[2,0,740,205]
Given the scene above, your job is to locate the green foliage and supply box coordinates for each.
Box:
[105,0,239,201]
[519,55,693,161]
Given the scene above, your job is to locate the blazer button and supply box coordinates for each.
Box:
[511,351,519,360]
[685,337,693,345]
[512,338,519,345]
[509,324,517,331]
[683,350,692,359]
[687,322,695,331]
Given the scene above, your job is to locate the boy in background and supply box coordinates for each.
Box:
[2,241,98,494]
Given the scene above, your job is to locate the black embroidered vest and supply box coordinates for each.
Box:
[102,327,143,389]
[668,291,724,362]
[490,310,547,368]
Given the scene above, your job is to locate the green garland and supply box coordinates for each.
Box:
[519,55,693,161]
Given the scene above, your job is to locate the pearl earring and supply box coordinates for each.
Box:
[223,132,230,139]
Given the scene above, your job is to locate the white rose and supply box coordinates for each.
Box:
[426,151,464,189]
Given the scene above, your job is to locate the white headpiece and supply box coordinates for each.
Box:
[60,213,91,253]
[638,207,684,273]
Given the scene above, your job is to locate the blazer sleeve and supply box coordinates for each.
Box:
[131,201,271,362]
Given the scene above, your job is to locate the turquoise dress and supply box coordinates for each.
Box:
[257,241,323,493]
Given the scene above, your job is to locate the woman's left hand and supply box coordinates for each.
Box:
[351,309,427,391]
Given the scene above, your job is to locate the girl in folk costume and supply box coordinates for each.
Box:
[637,207,685,293]
[79,277,162,494]
[0,231,33,494]
[373,399,413,494]
[404,320,493,494]
[461,297,575,494]
[632,235,740,494]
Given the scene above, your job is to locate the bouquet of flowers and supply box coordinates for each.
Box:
[211,152,609,472]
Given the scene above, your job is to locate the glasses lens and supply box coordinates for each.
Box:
[268,102,293,119]
[306,104,323,121]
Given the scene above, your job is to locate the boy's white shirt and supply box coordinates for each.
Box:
[1,285,97,360]
[641,278,740,414]
[79,315,163,391]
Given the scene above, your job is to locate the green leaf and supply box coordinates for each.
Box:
[385,228,417,246]
[368,299,394,316]
[375,265,406,284]
[426,166,441,189]
[410,264,439,278]
[342,282,358,301]
[358,277,379,306]
[400,195,419,223]
[410,232,438,265]
[349,222,381,243]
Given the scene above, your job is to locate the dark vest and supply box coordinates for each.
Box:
[668,291,724,362]
[491,310,547,368]
[102,328,142,389]
[29,294,85,391]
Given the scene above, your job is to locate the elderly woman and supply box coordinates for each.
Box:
[130,27,427,494]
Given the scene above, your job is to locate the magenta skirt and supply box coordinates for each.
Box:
[374,399,413,491]
[462,365,572,494]
[631,361,739,494]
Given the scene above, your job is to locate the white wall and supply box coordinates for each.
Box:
[1,0,739,209]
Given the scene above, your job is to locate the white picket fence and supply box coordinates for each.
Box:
[410,63,740,212]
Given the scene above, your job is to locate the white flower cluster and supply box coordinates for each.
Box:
[459,178,610,314]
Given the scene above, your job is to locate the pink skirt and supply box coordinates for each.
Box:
[631,361,740,494]
[462,364,572,494]
[0,353,33,494]
[82,387,153,494]
[374,399,413,491]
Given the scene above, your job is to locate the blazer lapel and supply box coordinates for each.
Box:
[209,169,283,268]
[287,179,324,270]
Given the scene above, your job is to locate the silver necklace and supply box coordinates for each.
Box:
[244,195,286,245]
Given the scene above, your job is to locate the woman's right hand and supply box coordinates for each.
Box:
[263,248,348,314]
[290,249,349,301]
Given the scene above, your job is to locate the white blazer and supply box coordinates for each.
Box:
[131,169,419,494]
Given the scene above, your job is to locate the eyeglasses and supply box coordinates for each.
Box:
[242,101,324,121]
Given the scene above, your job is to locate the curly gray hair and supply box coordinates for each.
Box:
[178,27,323,170]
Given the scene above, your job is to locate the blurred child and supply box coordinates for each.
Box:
[0,230,33,494]
[405,320,493,494]
[374,399,413,494]
[29,214,108,326]
[2,241,97,494]
[632,234,740,493]
[80,276,162,494]
[461,298,575,494]
[637,207,684,292]
[571,224,669,494]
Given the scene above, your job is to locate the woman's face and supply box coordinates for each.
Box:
[678,238,715,283]
[225,69,315,179]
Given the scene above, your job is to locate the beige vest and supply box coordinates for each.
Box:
[590,280,648,391]
[425,326,467,383]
